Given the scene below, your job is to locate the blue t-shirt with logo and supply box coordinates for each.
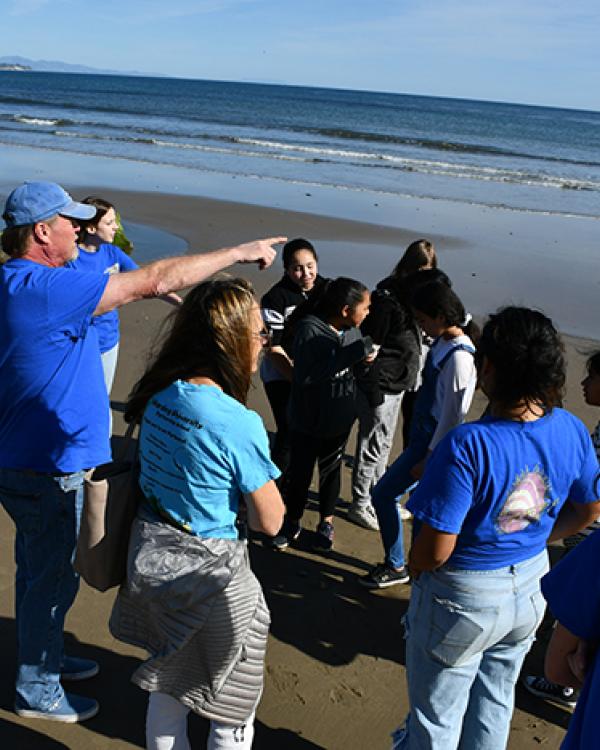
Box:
[139,381,280,539]
[541,530,600,750]
[67,243,138,353]
[407,409,600,570]
[0,259,110,473]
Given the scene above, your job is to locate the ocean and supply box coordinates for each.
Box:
[1,71,599,220]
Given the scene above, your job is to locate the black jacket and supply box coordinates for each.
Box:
[261,274,327,346]
[289,314,372,438]
[357,275,421,402]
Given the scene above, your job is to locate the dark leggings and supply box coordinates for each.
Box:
[264,380,292,474]
[284,430,350,522]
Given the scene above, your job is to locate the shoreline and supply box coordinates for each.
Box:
[2,141,597,339]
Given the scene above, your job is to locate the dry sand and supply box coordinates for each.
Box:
[0,189,597,748]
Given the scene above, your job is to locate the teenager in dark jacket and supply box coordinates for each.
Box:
[271,277,373,551]
[260,239,326,474]
[349,240,437,531]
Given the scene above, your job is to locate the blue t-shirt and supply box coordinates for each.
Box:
[541,531,600,750]
[407,409,600,570]
[67,243,138,353]
[139,381,280,539]
[0,259,110,472]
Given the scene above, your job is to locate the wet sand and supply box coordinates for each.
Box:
[0,187,598,748]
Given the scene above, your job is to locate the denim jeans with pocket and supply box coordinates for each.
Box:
[0,468,84,711]
[393,550,548,750]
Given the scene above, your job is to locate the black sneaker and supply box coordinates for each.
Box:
[269,519,301,550]
[522,675,578,708]
[359,563,410,589]
[313,520,334,552]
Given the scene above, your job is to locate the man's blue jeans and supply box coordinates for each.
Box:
[393,550,548,750]
[0,468,84,711]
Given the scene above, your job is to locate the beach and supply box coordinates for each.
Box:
[0,176,598,748]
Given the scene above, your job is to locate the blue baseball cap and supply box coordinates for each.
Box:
[2,181,97,228]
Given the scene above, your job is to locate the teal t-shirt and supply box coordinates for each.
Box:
[139,381,280,539]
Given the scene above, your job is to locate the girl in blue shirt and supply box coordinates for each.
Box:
[392,307,600,750]
[71,196,180,397]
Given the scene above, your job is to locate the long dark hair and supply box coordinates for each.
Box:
[77,196,114,242]
[477,307,565,412]
[126,277,257,422]
[586,351,600,377]
[391,239,437,280]
[411,281,479,341]
[313,277,368,321]
[281,276,367,352]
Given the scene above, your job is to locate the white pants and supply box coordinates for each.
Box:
[352,389,404,509]
[146,692,255,750]
[101,342,119,435]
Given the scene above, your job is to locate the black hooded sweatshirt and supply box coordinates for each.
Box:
[288,314,372,438]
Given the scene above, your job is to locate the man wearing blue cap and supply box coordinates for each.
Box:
[0,181,284,723]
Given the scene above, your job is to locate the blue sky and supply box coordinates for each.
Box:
[5,0,600,110]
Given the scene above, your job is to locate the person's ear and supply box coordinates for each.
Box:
[87,225,97,235]
[33,221,51,244]
[340,304,351,320]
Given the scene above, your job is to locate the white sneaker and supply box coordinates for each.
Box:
[399,506,412,521]
[348,504,379,531]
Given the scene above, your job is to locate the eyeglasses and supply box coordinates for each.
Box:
[252,328,271,344]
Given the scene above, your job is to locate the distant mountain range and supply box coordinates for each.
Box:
[0,55,161,77]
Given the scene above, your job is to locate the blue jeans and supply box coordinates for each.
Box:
[371,440,425,568]
[0,468,84,711]
[393,550,548,750]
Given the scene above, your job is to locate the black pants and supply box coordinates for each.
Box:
[285,430,350,522]
[264,380,292,474]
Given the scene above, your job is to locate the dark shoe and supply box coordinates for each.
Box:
[522,675,578,708]
[15,692,99,723]
[61,656,99,682]
[313,520,334,552]
[270,519,301,550]
[359,563,410,589]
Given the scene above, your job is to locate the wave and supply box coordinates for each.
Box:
[2,91,600,173]
[0,113,74,127]
[25,129,600,194]
[15,115,72,127]
[257,128,600,169]
[2,121,599,196]
[1,136,598,221]
[3,91,600,171]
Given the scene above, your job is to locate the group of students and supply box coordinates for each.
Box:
[259,239,479,585]
[254,237,600,749]
[34,212,599,749]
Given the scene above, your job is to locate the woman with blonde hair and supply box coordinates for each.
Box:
[111,277,284,750]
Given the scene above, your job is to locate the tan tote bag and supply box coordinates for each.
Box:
[75,422,141,592]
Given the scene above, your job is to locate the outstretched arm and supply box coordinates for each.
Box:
[94,237,286,315]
